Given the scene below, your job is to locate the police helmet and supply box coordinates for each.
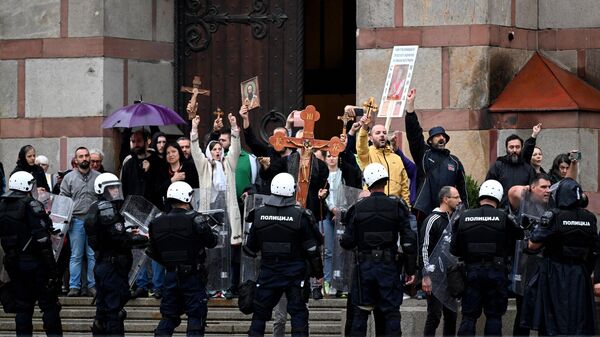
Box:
[478,179,503,203]
[8,171,35,192]
[167,181,193,203]
[363,163,389,188]
[553,178,585,209]
[94,173,120,194]
[271,173,296,197]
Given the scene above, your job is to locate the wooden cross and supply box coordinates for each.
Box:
[362,97,378,119]
[180,76,210,119]
[213,107,224,120]
[337,110,355,137]
[269,105,346,208]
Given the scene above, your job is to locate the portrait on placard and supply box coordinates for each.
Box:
[386,64,409,101]
[241,77,260,110]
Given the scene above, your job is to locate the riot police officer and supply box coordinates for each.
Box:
[85,173,148,336]
[244,172,323,337]
[340,163,417,337]
[522,178,598,336]
[450,179,524,336]
[0,171,62,336]
[147,181,218,336]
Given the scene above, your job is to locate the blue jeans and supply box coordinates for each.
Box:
[68,217,95,289]
[319,216,334,283]
[136,259,165,292]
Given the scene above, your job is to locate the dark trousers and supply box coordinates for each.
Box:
[424,295,457,336]
[230,244,241,292]
[93,258,131,336]
[458,265,508,337]
[512,294,530,337]
[344,292,387,336]
[249,284,308,337]
[10,258,62,337]
[155,269,207,336]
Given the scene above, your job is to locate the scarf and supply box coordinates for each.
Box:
[205,142,227,203]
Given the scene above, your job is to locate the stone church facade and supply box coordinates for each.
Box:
[1,0,599,211]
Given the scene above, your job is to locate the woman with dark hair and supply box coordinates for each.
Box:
[548,153,573,184]
[11,145,50,192]
[530,146,546,174]
[151,132,167,159]
[163,142,199,190]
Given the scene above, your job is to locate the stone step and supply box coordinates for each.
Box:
[54,296,355,308]
[0,319,342,335]
[0,307,342,321]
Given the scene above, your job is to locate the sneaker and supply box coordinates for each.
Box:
[323,281,331,296]
[222,290,234,300]
[312,287,323,300]
[150,289,162,300]
[67,288,80,297]
[86,287,97,297]
[131,288,148,299]
[403,293,410,300]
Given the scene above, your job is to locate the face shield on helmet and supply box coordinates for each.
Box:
[94,173,123,202]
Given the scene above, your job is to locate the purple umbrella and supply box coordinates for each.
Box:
[101,102,186,128]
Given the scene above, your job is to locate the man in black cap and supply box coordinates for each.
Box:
[404,88,468,225]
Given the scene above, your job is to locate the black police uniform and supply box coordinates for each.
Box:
[85,197,148,336]
[147,207,218,336]
[340,192,416,337]
[0,190,62,336]
[521,179,598,336]
[244,195,323,337]
[450,204,523,336]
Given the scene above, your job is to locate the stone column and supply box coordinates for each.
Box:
[0,0,174,175]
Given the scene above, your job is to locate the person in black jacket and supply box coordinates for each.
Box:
[11,145,50,193]
[486,134,536,208]
[451,180,524,336]
[404,89,468,224]
[420,186,461,337]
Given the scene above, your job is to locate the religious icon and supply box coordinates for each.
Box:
[241,76,261,110]
[386,64,409,101]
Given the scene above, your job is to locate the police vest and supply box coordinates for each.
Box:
[0,194,34,256]
[150,210,205,267]
[93,200,129,254]
[353,195,402,252]
[544,208,598,262]
[458,207,508,262]
[252,205,304,259]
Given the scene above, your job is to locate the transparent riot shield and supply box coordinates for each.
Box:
[427,204,465,312]
[510,190,548,295]
[192,189,230,292]
[331,186,364,293]
[120,195,161,287]
[240,194,268,283]
[48,194,74,261]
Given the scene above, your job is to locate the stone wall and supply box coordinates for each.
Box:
[0,0,175,176]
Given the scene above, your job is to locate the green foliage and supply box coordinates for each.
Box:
[465,175,480,208]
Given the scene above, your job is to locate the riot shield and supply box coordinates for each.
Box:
[192,189,230,292]
[120,195,161,287]
[331,186,363,293]
[510,190,547,295]
[426,204,465,312]
[48,194,74,261]
[240,194,268,283]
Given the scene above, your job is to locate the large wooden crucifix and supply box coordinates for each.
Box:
[269,105,346,208]
[180,76,210,119]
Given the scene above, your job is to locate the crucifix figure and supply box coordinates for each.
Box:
[213,107,224,120]
[363,97,378,119]
[337,109,355,142]
[181,76,210,119]
[269,105,346,208]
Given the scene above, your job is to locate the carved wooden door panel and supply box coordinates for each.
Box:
[176,0,303,142]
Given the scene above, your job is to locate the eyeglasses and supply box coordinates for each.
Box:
[90,160,101,163]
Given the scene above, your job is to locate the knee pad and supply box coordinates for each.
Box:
[92,319,105,336]
[187,316,205,334]
[384,311,401,335]
[291,323,309,337]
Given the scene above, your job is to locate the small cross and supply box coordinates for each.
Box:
[213,107,224,120]
[362,97,378,118]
